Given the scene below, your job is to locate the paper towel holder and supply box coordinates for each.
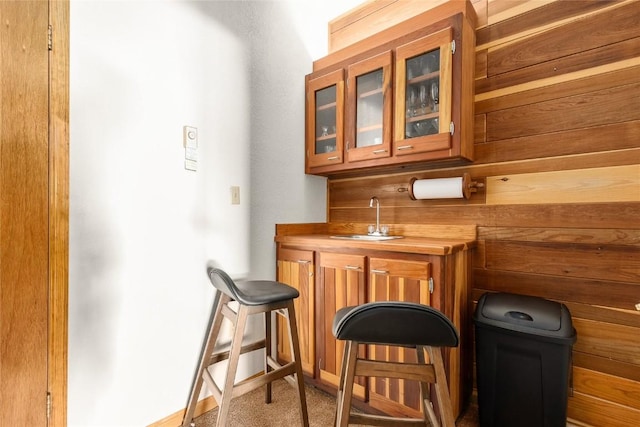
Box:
[407,173,483,200]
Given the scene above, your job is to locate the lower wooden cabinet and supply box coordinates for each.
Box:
[367,257,432,417]
[276,248,315,376]
[317,252,367,399]
[275,240,472,419]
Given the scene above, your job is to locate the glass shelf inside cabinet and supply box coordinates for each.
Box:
[405,48,440,139]
[356,68,384,148]
[315,85,337,154]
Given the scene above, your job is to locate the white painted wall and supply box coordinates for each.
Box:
[69,1,360,425]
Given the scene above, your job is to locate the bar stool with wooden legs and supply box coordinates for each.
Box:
[332,301,459,427]
[181,267,309,427]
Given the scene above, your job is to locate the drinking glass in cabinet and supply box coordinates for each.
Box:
[404,47,441,139]
[314,85,337,154]
[356,69,384,148]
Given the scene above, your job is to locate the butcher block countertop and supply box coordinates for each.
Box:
[275,223,477,256]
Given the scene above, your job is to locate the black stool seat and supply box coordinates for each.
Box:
[210,274,300,306]
[333,301,459,347]
[332,301,459,427]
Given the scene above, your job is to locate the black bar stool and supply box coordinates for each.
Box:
[181,267,309,427]
[332,301,459,427]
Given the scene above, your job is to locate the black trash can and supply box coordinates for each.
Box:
[473,292,576,427]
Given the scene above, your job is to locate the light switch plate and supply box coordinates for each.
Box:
[231,186,240,205]
[185,159,197,172]
[183,126,198,148]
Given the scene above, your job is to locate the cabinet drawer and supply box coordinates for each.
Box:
[279,247,314,264]
[369,258,430,279]
[320,252,365,271]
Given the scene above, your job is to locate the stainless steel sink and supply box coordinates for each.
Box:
[330,234,404,241]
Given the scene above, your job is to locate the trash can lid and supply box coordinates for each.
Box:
[474,292,576,340]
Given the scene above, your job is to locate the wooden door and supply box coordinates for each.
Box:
[367,257,432,417]
[345,50,393,163]
[305,69,345,171]
[1,1,68,426]
[276,248,315,376]
[0,1,50,424]
[317,252,366,398]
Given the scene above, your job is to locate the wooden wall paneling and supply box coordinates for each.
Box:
[484,240,639,283]
[573,352,640,384]
[573,367,640,410]
[476,0,615,47]
[485,165,640,205]
[477,37,640,95]
[474,121,640,164]
[568,391,640,427]
[331,202,640,229]
[473,270,640,312]
[573,317,639,366]
[486,0,555,26]
[484,80,640,142]
[476,63,640,113]
[486,1,640,76]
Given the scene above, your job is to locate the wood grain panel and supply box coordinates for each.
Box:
[486,0,555,26]
[573,352,640,383]
[473,269,640,312]
[485,81,640,141]
[477,0,615,47]
[477,37,640,95]
[485,165,640,205]
[484,240,639,282]
[474,120,640,164]
[478,226,640,246]
[573,366,640,410]
[0,2,49,425]
[573,318,640,365]
[568,391,640,427]
[331,202,640,229]
[487,1,639,76]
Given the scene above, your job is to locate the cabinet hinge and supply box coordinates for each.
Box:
[48,25,53,51]
[451,40,456,54]
[47,392,52,419]
[428,277,434,294]
[449,121,455,136]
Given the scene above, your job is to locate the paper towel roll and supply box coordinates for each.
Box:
[409,176,466,200]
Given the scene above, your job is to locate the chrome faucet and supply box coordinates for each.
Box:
[369,196,381,235]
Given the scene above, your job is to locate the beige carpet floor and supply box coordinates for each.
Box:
[194,379,479,426]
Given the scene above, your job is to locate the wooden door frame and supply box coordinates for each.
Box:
[49,1,69,425]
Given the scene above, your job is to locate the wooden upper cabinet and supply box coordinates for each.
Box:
[305,69,345,171]
[345,51,393,164]
[305,4,476,177]
[394,28,454,158]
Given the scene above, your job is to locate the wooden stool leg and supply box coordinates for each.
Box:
[336,340,358,427]
[426,346,456,427]
[334,338,351,426]
[417,345,440,427]
[181,292,228,427]
[286,300,310,427]
[215,304,249,427]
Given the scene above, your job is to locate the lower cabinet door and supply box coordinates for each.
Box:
[367,257,432,417]
[317,252,367,399]
[276,248,315,376]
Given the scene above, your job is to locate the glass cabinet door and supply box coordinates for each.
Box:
[394,28,454,157]
[306,69,344,170]
[345,51,392,163]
